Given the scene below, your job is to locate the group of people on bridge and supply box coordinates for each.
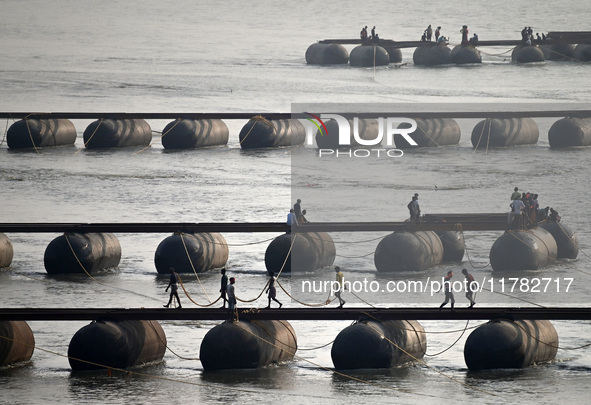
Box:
[287,198,309,230]
[360,25,380,44]
[421,25,448,44]
[439,268,477,311]
[521,26,548,45]
[509,186,560,229]
[418,24,478,46]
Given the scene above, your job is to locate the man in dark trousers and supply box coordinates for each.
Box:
[462,268,476,308]
[460,25,469,45]
[266,271,282,309]
[408,196,417,223]
[227,277,237,322]
[164,267,182,308]
[439,270,455,311]
[294,199,303,224]
[219,267,228,308]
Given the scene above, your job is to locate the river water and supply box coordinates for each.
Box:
[1,0,591,404]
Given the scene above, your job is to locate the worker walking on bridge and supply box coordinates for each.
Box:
[439,270,455,311]
[266,272,283,309]
[462,268,476,308]
[164,267,182,309]
[334,266,346,308]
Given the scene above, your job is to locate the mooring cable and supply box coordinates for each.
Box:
[362,321,497,397]
[76,118,103,153]
[134,117,182,154]
[232,321,440,398]
[0,334,335,400]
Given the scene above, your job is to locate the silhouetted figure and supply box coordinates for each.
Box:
[266,272,282,308]
[301,209,309,224]
[360,26,368,43]
[219,267,228,308]
[439,271,455,311]
[462,268,476,308]
[334,266,346,308]
[164,267,182,308]
[435,26,441,42]
[460,25,469,45]
[425,25,433,41]
[294,199,303,223]
[227,277,237,321]
[408,196,418,223]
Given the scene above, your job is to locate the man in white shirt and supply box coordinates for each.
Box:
[226,277,236,322]
[511,198,525,228]
[287,208,298,233]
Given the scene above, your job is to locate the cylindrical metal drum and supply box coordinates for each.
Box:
[44,233,121,275]
[200,320,297,371]
[154,232,229,274]
[381,46,403,63]
[265,232,335,274]
[490,228,557,271]
[331,319,426,369]
[68,320,166,371]
[0,232,13,268]
[83,119,152,148]
[7,118,76,149]
[239,117,306,149]
[374,231,444,272]
[548,117,591,148]
[162,119,229,149]
[435,231,465,262]
[349,45,390,67]
[464,319,558,370]
[450,45,482,64]
[540,44,575,60]
[413,44,451,66]
[315,118,381,149]
[511,45,544,63]
[0,321,35,366]
[574,44,591,61]
[305,43,349,65]
[396,118,461,148]
[471,118,539,148]
[538,221,578,259]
